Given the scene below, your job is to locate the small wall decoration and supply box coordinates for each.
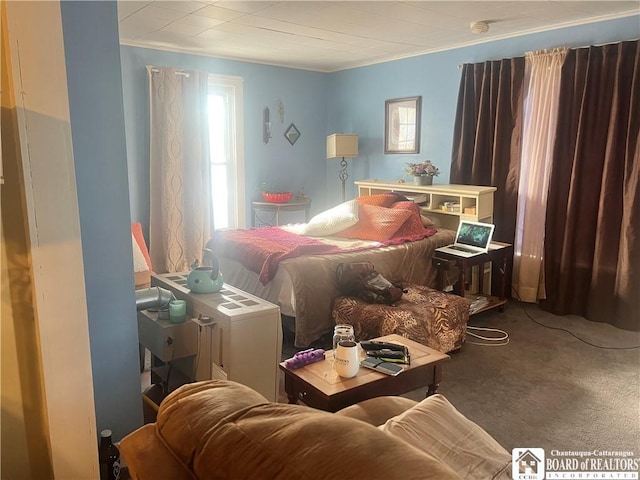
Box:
[385,96,421,154]
[284,123,301,145]
[263,107,272,144]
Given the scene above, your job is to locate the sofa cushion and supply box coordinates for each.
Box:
[191,402,460,479]
[336,395,419,426]
[155,381,270,470]
[380,394,511,479]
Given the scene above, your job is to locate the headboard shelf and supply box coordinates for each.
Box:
[355,179,495,231]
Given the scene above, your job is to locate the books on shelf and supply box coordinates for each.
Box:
[469,296,490,314]
[440,202,461,213]
[404,193,428,205]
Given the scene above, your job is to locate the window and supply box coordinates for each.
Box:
[208,74,244,229]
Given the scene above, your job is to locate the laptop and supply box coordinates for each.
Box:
[435,220,495,258]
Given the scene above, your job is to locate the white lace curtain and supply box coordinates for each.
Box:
[512,48,568,302]
[147,66,212,273]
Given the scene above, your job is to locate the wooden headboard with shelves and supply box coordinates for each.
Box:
[354,179,496,231]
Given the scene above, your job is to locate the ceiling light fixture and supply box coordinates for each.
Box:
[470,21,489,34]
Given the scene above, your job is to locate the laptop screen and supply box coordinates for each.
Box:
[455,221,495,249]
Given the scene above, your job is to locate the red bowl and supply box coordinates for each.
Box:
[262,192,294,203]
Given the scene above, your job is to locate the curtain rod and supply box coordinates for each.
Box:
[147,66,190,77]
[456,39,636,69]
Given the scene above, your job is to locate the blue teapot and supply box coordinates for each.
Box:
[187,248,224,294]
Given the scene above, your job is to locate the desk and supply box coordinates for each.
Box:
[432,242,513,315]
[252,198,311,227]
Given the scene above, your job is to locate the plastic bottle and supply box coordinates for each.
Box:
[99,429,121,480]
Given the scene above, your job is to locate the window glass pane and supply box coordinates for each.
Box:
[211,164,229,229]
[208,95,226,165]
[207,74,243,230]
[209,93,228,230]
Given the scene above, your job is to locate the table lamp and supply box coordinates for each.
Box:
[327,133,358,202]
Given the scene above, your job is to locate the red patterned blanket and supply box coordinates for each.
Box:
[209,225,437,284]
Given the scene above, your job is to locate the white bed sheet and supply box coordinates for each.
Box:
[219,257,297,317]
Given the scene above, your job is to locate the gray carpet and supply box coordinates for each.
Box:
[283,302,640,454]
[403,302,640,453]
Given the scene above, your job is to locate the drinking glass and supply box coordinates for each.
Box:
[332,324,355,359]
[169,300,187,324]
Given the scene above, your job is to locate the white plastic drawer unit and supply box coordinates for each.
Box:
[151,272,282,402]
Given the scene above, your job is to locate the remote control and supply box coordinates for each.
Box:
[359,340,406,352]
[283,348,325,369]
[366,349,406,360]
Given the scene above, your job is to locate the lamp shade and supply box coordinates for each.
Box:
[327,133,358,159]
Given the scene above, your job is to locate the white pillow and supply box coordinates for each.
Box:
[379,394,511,479]
[301,199,359,237]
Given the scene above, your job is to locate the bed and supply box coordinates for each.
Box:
[208,194,456,347]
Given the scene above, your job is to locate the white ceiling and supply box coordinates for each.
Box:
[118,1,640,72]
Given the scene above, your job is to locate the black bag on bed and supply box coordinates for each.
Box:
[336,262,404,305]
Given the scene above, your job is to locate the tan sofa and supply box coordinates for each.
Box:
[120,381,511,479]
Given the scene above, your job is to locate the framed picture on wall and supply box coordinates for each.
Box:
[284,123,301,145]
[384,96,421,154]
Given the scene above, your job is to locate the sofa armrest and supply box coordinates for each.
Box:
[336,395,418,426]
[120,424,192,480]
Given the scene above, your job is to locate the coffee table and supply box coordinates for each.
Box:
[279,334,449,412]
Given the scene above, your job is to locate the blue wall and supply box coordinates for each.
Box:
[61,1,143,440]
[122,15,639,227]
[120,47,329,229]
[328,15,640,187]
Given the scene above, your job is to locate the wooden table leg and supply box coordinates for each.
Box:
[426,364,443,397]
[456,260,466,297]
[500,255,509,308]
[283,374,297,404]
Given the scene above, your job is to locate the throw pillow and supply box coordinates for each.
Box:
[131,222,152,270]
[421,214,436,227]
[380,394,512,479]
[338,204,412,241]
[390,201,426,238]
[356,193,398,207]
[301,199,359,236]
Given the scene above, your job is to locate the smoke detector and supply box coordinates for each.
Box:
[470,21,489,34]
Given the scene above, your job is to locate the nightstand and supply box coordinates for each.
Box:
[251,197,311,227]
[432,242,513,315]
